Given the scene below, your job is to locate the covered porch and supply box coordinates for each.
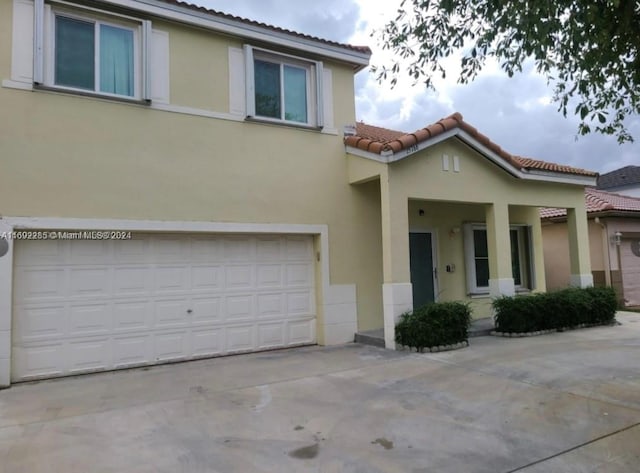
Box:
[345,114,597,348]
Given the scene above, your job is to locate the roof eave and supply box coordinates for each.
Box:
[102,0,371,69]
[346,128,595,186]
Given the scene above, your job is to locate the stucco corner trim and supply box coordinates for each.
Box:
[382,282,413,349]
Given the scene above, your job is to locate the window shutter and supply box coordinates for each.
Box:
[228,47,246,116]
[243,45,255,117]
[321,67,334,130]
[527,225,536,290]
[150,29,170,103]
[12,0,35,83]
[315,61,324,128]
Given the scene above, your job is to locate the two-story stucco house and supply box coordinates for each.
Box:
[0,0,597,387]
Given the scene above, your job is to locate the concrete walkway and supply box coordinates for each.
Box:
[1,312,639,472]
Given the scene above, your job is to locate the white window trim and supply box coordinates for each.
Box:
[244,45,324,129]
[34,0,151,102]
[463,223,533,295]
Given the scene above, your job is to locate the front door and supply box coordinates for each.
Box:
[409,232,436,309]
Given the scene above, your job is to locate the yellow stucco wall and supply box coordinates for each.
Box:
[0,0,11,78]
[0,0,388,331]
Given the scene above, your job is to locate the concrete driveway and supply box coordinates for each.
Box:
[1,312,639,473]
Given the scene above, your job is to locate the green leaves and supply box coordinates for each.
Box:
[373,0,640,143]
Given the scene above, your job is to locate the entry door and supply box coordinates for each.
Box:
[409,232,436,309]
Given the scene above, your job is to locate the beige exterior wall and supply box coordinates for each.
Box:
[0,0,10,79]
[0,0,387,332]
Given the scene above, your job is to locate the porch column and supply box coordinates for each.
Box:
[380,172,412,349]
[485,202,515,297]
[567,207,593,287]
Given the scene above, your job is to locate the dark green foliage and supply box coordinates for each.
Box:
[395,301,472,352]
[373,0,640,143]
[493,286,617,333]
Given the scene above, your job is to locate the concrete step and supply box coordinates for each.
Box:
[354,329,385,348]
[468,317,495,337]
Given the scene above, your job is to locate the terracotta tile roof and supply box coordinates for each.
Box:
[597,165,640,189]
[540,188,640,218]
[345,112,597,177]
[156,0,372,55]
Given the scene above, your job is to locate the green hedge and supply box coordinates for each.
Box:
[493,286,617,333]
[395,301,472,352]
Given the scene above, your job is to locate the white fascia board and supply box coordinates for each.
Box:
[346,127,595,186]
[345,146,390,163]
[101,0,371,69]
[517,169,597,186]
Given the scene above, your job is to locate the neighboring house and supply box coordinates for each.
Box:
[541,188,640,307]
[0,0,595,387]
[597,165,640,197]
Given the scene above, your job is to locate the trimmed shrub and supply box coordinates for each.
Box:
[395,301,472,352]
[493,286,617,333]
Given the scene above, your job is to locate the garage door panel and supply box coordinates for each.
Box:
[114,239,149,263]
[191,297,221,322]
[155,331,188,361]
[14,305,66,341]
[286,263,312,286]
[153,237,190,261]
[67,338,110,373]
[226,325,255,352]
[258,322,286,348]
[12,233,317,381]
[154,299,190,327]
[289,319,315,345]
[191,328,223,357]
[256,237,282,261]
[154,266,190,293]
[621,241,640,307]
[69,268,111,297]
[68,240,111,263]
[224,237,255,261]
[14,268,66,301]
[13,343,64,380]
[287,291,313,315]
[257,264,283,288]
[13,240,66,266]
[190,237,223,262]
[257,293,284,318]
[191,265,223,290]
[285,237,312,260]
[112,335,153,368]
[226,295,254,321]
[225,265,254,288]
[113,267,152,295]
[69,303,111,335]
[114,301,153,330]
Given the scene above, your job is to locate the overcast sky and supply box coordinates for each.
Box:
[198,0,638,174]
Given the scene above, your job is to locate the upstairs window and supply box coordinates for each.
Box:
[54,15,137,98]
[31,1,151,101]
[245,46,323,127]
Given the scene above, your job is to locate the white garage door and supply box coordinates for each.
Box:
[11,233,316,381]
[621,239,640,307]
